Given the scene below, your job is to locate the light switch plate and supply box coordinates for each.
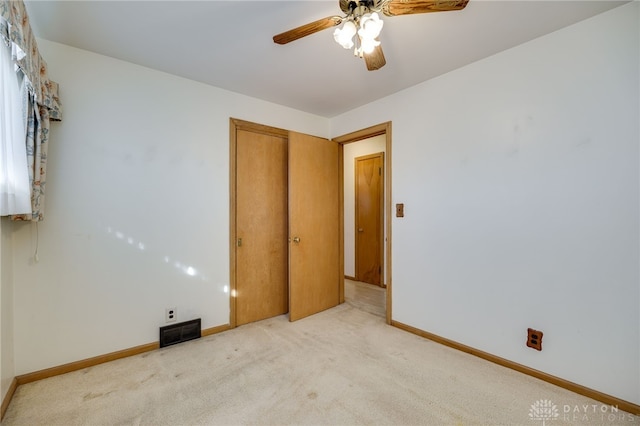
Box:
[396,203,404,217]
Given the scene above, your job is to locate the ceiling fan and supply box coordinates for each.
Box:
[273,0,469,71]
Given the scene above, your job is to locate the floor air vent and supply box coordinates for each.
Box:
[159,318,201,348]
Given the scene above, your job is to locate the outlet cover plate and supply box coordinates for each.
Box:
[527,328,543,351]
[166,307,177,323]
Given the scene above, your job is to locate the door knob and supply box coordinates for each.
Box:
[358,228,364,232]
[292,237,301,243]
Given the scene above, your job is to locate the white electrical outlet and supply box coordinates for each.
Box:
[166,307,177,323]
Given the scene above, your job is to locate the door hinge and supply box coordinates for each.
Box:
[379,167,382,176]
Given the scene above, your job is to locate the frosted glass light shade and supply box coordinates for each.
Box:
[360,37,380,54]
[334,20,357,49]
[358,12,383,40]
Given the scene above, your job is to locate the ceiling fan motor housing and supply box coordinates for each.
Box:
[348,1,379,15]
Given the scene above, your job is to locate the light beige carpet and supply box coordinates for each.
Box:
[3,281,638,425]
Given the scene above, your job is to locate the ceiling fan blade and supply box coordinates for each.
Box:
[273,16,343,45]
[364,45,386,71]
[382,0,469,16]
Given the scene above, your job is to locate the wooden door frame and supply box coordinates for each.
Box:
[333,122,392,325]
[230,118,391,326]
[229,118,289,328]
[354,152,384,286]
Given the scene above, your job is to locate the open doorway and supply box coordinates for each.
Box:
[334,123,392,324]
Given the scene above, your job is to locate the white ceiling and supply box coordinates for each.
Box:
[24,0,626,118]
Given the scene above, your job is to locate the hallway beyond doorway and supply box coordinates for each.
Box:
[344,278,385,318]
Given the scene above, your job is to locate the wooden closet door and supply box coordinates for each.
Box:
[288,132,340,321]
[235,129,288,325]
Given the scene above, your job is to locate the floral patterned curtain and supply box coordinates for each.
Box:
[1,0,62,222]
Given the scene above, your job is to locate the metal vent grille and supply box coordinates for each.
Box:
[159,318,201,348]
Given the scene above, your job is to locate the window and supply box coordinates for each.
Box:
[0,38,30,216]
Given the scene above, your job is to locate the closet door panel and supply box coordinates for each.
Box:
[235,129,288,325]
[288,132,340,321]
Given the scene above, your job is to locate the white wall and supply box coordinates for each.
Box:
[10,40,329,375]
[343,135,386,280]
[1,218,15,402]
[332,2,639,405]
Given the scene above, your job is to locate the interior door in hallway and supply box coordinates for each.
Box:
[288,132,341,321]
[355,153,384,286]
[235,128,288,326]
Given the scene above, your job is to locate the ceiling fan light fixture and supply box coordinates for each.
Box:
[360,36,380,54]
[335,8,384,58]
[357,11,383,55]
[358,12,383,40]
[333,20,357,49]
